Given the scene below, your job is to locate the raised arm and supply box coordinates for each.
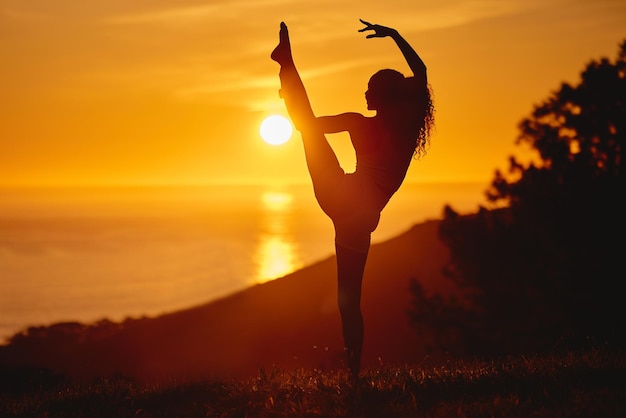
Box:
[358,19,426,83]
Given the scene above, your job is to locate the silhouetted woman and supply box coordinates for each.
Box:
[271,19,434,379]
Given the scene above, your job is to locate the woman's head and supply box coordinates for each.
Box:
[366,69,435,159]
[365,69,406,110]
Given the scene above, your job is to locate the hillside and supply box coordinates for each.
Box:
[0,219,453,382]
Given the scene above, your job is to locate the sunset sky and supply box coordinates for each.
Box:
[1,0,625,187]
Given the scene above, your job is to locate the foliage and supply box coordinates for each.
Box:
[1,348,624,417]
[409,40,626,357]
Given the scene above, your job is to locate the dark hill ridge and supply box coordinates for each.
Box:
[0,219,452,382]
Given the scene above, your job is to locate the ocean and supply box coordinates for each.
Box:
[0,182,488,343]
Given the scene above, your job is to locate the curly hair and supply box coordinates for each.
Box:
[415,83,435,159]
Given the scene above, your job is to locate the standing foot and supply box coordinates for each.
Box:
[271,22,293,65]
[346,347,361,382]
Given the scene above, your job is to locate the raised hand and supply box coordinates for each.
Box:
[358,19,397,39]
[358,19,425,79]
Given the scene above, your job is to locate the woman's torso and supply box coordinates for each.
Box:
[351,117,416,208]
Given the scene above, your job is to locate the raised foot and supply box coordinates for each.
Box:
[271,21,293,65]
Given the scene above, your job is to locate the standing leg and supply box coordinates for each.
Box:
[333,194,380,381]
[335,242,368,381]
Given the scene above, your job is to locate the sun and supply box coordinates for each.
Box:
[260,115,293,145]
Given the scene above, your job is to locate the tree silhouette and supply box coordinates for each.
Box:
[409,40,626,357]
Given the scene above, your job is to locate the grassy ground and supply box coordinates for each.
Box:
[1,347,624,417]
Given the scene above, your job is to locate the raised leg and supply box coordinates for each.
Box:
[271,22,315,131]
[271,22,344,213]
[270,22,293,65]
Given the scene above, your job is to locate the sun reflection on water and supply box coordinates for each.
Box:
[262,190,293,211]
[255,190,301,283]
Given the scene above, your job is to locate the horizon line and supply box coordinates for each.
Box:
[0,179,492,190]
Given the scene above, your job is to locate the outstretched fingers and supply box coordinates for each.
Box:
[358,19,394,39]
[358,18,373,31]
[358,19,382,38]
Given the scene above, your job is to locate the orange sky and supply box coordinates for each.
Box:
[1,0,625,187]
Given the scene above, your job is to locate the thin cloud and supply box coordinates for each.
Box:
[105,0,292,26]
[389,0,534,32]
[106,4,221,25]
[1,8,51,22]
